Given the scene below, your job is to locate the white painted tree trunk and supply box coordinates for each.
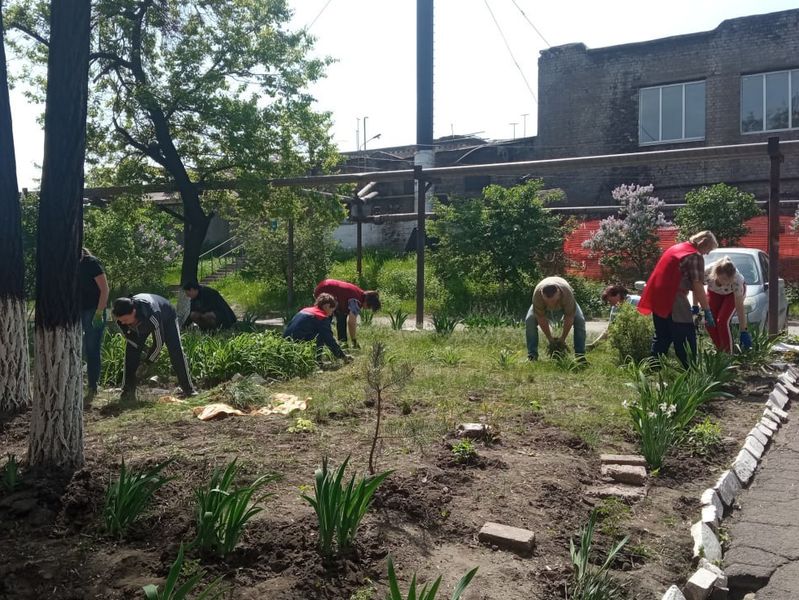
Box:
[28,323,84,469]
[0,297,30,412]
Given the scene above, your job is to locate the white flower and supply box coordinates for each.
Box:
[622,399,629,408]
[647,411,657,418]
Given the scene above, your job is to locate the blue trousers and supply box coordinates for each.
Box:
[81,309,106,390]
[525,304,586,358]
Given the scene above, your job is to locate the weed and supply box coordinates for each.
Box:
[388,309,409,331]
[428,346,463,367]
[386,555,478,600]
[496,348,518,369]
[104,458,174,538]
[431,313,460,336]
[567,510,628,600]
[360,310,375,327]
[1,454,20,493]
[212,375,271,411]
[383,415,448,456]
[594,498,630,538]
[193,459,276,557]
[301,456,392,559]
[142,543,224,599]
[451,439,478,464]
[735,326,785,368]
[399,398,414,415]
[555,352,586,373]
[349,584,376,600]
[529,399,542,412]
[287,418,317,434]
[682,416,723,458]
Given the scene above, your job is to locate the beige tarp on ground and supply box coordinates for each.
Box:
[193,393,308,421]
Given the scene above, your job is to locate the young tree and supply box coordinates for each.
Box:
[675,183,762,246]
[583,184,670,281]
[7,0,337,284]
[28,0,91,470]
[0,2,31,413]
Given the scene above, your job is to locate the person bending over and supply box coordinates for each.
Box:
[182,281,237,331]
[313,279,380,348]
[284,293,352,362]
[112,294,197,402]
[525,276,586,361]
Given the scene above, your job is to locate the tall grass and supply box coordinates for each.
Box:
[567,510,628,600]
[386,555,478,600]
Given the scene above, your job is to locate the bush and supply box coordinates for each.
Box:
[682,417,723,458]
[430,181,570,315]
[676,183,762,246]
[565,275,606,320]
[84,198,182,295]
[100,330,318,387]
[583,183,669,281]
[607,303,653,365]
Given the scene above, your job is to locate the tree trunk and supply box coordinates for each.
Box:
[0,5,31,412]
[28,0,91,470]
[179,186,211,285]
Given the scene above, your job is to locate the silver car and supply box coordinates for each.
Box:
[704,248,788,332]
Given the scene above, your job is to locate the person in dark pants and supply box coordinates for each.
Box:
[638,231,718,367]
[79,248,110,401]
[313,279,381,348]
[182,281,237,331]
[112,294,197,402]
[283,293,352,362]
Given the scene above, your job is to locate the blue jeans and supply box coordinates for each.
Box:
[525,304,586,358]
[81,309,106,390]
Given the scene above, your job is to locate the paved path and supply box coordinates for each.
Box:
[724,411,799,598]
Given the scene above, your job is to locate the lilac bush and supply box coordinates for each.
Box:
[583,184,670,281]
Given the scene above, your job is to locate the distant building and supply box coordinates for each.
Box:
[337,8,799,250]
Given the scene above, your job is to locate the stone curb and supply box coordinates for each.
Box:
[660,365,797,600]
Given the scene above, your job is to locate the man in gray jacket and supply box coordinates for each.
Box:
[112,294,197,402]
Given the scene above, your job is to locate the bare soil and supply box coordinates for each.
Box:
[0,373,772,600]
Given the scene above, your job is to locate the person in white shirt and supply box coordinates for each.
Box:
[703,257,750,352]
[586,285,640,350]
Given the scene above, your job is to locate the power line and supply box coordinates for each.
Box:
[510,0,550,47]
[483,0,538,104]
[306,0,334,31]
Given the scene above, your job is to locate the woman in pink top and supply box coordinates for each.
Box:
[704,257,751,353]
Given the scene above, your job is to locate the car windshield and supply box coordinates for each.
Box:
[706,252,761,285]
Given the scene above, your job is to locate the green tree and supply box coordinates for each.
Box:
[5,0,338,283]
[675,183,762,246]
[430,180,569,310]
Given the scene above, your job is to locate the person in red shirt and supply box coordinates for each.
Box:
[638,230,718,367]
[313,279,381,348]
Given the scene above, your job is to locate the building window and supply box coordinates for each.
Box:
[741,70,799,133]
[639,81,705,145]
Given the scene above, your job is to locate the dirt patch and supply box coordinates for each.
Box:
[0,368,772,599]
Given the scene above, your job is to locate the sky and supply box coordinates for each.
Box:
[7,0,798,188]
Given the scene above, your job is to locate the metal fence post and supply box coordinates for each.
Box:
[767,136,783,335]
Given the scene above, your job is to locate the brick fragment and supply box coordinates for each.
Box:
[600,464,647,485]
[731,448,758,484]
[743,435,765,460]
[585,484,647,501]
[700,488,723,516]
[600,453,647,467]
[691,522,722,563]
[713,470,741,506]
[478,522,535,555]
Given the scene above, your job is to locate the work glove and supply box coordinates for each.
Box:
[703,309,716,328]
[740,331,753,350]
[92,311,105,328]
[691,306,700,316]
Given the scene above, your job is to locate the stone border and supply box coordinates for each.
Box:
[660,365,798,600]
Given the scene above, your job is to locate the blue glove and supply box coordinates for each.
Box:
[691,306,700,316]
[740,331,752,350]
[703,309,716,328]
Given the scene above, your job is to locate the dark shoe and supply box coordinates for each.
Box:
[176,389,199,399]
[84,387,97,406]
[528,354,538,362]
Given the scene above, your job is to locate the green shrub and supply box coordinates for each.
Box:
[568,510,628,600]
[105,459,174,538]
[432,313,460,335]
[608,303,653,365]
[301,456,392,559]
[386,555,478,600]
[100,330,317,387]
[451,439,477,464]
[675,183,762,246]
[142,543,224,599]
[565,275,606,320]
[193,460,276,557]
[682,417,723,458]
[1,454,20,493]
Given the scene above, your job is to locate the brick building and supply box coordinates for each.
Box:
[338,8,799,249]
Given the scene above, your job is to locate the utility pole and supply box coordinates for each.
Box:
[415,0,433,329]
[509,122,518,139]
[363,116,368,150]
[356,117,360,151]
[767,136,783,335]
[521,113,529,137]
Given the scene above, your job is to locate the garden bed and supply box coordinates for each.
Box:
[0,328,773,599]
